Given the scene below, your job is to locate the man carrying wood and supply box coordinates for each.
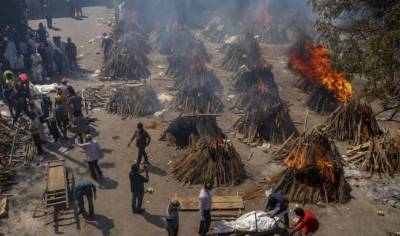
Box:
[129,163,149,214]
[75,179,97,218]
[199,182,213,236]
[128,123,151,165]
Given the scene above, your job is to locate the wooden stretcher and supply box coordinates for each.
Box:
[45,160,69,209]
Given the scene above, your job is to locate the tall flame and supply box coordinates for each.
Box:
[288,42,352,103]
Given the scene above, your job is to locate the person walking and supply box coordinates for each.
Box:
[128,123,151,165]
[165,200,181,236]
[36,23,48,43]
[54,92,68,138]
[101,33,113,61]
[65,37,77,70]
[265,192,290,227]
[31,49,43,83]
[69,90,83,118]
[129,163,149,214]
[198,183,213,236]
[75,134,103,181]
[75,179,97,218]
[290,208,319,236]
[29,113,44,156]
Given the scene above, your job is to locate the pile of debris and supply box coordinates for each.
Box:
[104,32,151,80]
[173,137,246,186]
[106,84,161,119]
[268,128,351,204]
[160,115,225,148]
[346,132,400,177]
[233,103,298,145]
[288,37,353,114]
[324,98,382,144]
[222,32,263,72]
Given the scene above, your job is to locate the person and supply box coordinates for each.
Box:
[129,163,149,214]
[75,134,103,181]
[290,208,319,236]
[65,37,77,70]
[265,192,290,227]
[199,182,213,236]
[75,0,83,17]
[3,38,17,70]
[12,80,31,124]
[101,33,113,61]
[30,113,44,156]
[36,23,48,43]
[69,90,83,118]
[53,43,64,75]
[128,123,151,165]
[48,108,61,143]
[75,179,96,218]
[31,49,43,83]
[66,0,75,18]
[15,54,25,73]
[54,91,68,138]
[165,200,181,236]
[43,0,53,29]
[2,71,18,118]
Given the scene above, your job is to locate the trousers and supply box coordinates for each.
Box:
[199,210,211,236]
[137,147,148,164]
[88,160,103,180]
[132,191,144,212]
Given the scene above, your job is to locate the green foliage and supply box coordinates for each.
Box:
[308,0,400,97]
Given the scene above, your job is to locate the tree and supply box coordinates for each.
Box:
[308,0,400,98]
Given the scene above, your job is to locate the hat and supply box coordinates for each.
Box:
[19,73,29,82]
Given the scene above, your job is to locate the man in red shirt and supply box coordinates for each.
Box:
[290,208,319,236]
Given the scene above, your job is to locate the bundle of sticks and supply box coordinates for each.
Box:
[159,25,193,55]
[106,85,161,118]
[233,83,281,112]
[81,85,112,111]
[346,132,400,177]
[173,137,246,186]
[160,115,225,148]
[103,32,151,80]
[233,103,298,145]
[222,32,263,72]
[233,64,275,93]
[306,86,340,114]
[267,128,351,204]
[324,98,382,144]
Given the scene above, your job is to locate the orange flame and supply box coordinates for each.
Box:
[288,42,352,102]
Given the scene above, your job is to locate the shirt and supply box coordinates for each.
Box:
[69,95,82,114]
[199,188,212,215]
[74,179,96,199]
[132,129,150,148]
[291,209,320,234]
[165,204,180,229]
[129,172,148,194]
[31,53,43,72]
[265,192,289,216]
[75,139,100,162]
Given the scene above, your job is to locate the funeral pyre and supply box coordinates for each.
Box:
[288,37,353,114]
[346,132,400,177]
[222,32,264,72]
[158,21,194,55]
[268,128,351,204]
[173,137,246,186]
[160,115,225,148]
[324,98,382,144]
[106,84,161,119]
[202,16,239,44]
[173,55,223,114]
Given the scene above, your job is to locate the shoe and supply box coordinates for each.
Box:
[132,208,137,214]
[137,209,145,214]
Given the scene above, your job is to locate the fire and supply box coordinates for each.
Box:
[288,42,352,102]
[256,75,266,94]
[284,147,308,171]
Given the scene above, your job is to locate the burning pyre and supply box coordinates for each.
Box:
[160,115,225,148]
[159,21,193,55]
[288,38,353,113]
[222,32,263,72]
[324,97,382,144]
[269,128,351,204]
[106,85,161,119]
[173,137,246,186]
[202,16,239,43]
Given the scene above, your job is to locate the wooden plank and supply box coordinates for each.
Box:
[346,142,370,155]
[173,195,244,211]
[47,166,66,192]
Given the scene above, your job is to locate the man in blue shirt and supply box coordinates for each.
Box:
[75,179,97,218]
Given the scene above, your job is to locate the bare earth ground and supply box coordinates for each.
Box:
[0,6,399,236]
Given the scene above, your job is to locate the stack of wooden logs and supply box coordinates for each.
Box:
[82,85,112,111]
[173,138,246,186]
[233,103,298,145]
[159,26,193,55]
[222,31,264,72]
[160,115,225,148]
[268,128,351,204]
[106,85,161,119]
[346,131,400,177]
[324,98,382,144]
[306,86,340,114]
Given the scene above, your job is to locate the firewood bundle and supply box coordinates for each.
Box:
[234,83,281,112]
[324,98,382,144]
[166,38,211,79]
[106,85,161,118]
[160,115,225,148]
[159,26,193,55]
[173,85,224,114]
[268,128,351,204]
[347,132,400,177]
[233,64,274,93]
[103,33,151,80]
[82,85,112,111]
[222,32,264,72]
[174,63,222,90]
[173,138,246,186]
[233,104,298,145]
[306,86,340,114]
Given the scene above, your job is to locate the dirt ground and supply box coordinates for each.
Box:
[1,5,400,236]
